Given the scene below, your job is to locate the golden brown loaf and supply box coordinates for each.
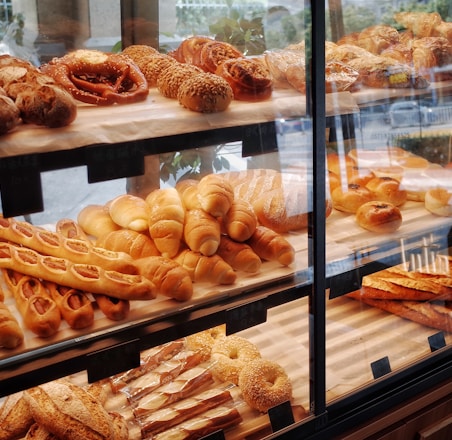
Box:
[246,226,295,266]
[23,380,129,440]
[136,255,193,301]
[108,194,150,232]
[355,201,403,233]
[157,62,203,99]
[96,229,160,259]
[0,89,21,135]
[0,301,24,349]
[197,173,234,218]
[365,176,407,206]
[0,392,35,439]
[357,25,400,54]
[146,187,185,258]
[394,11,442,38]
[331,183,375,213]
[24,423,58,439]
[174,249,237,285]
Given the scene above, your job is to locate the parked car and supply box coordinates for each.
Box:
[388,100,432,128]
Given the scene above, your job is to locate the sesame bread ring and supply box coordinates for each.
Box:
[238,359,293,413]
[185,324,226,361]
[210,335,261,384]
[177,72,233,113]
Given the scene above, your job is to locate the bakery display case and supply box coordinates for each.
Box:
[0,1,451,439]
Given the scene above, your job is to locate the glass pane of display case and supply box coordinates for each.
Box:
[324,0,452,407]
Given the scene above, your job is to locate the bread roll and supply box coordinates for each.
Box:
[45,282,94,329]
[93,294,130,321]
[175,178,202,210]
[355,201,402,233]
[365,176,407,206]
[0,392,35,439]
[331,183,374,213]
[193,40,243,73]
[183,208,221,256]
[23,380,128,440]
[174,249,236,285]
[246,226,295,266]
[0,90,21,135]
[77,204,121,239]
[197,174,234,218]
[157,63,203,99]
[146,188,185,258]
[222,199,257,242]
[108,194,150,232]
[170,36,214,64]
[177,72,233,113]
[425,188,452,216]
[136,256,193,301]
[0,301,24,349]
[96,229,160,259]
[216,235,261,273]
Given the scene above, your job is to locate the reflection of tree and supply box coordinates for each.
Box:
[342,5,376,33]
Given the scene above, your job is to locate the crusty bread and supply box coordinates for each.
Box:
[0,392,34,440]
[23,380,128,440]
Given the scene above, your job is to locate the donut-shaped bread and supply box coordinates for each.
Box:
[177,72,233,113]
[238,359,292,413]
[185,324,226,361]
[425,188,452,217]
[331,183,374,213]
[170,36,214,64]
[210,335,261,384]
[216,57,273,101]
[366,176,407,206]
[355,201,402,233]
[194,40,243,73]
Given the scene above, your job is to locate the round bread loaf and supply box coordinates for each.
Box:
[365,176,407,206]
[355,201,402,233]
[425,188,452,217]
[177,72,233,113]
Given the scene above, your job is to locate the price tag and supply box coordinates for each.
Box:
[87,339,140,383]
[0,156,43,216]
[225,300,267,334]
[86,142,144,182]
[242,122,278,157]
[428,331,446,352]
[269,400,295,432]
[371,356,391,379]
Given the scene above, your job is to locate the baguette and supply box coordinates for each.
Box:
[197,174,234,218]
[174,249,237,285]
[96,229,160,259]
[77,204,121,239]
[0,301,24,348]
[0,243,157,301]
[139,387,233,437]
[146,188,185,258]
[216,235,261,273]
[246,226,295,266]
[136,256,193,301]
[347,291,452,332]
[222,199,257,242]
[0,215,138,274]
[175,179,202,210]
[152,405,242,440]
[0,392,35,440]
[4,271,61,337]
[133,366,214,418]
[183,208,221,256]
[108,194,150,232]
[45,281,94,329]
[23,380,129,440]
[93,294,130,321]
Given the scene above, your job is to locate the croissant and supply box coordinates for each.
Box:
[108,194,150,232]
[0,301,24,349]
[77,204,121,239]
[222,199,257,242]
[136,256,193,301]
[216,235,261,273]
[183,208,221,256]
[146,188,185,258]
[197,174,234,218]
[175,178,202,210]
[174,249,237,285]
[246,226,295,266]
[96,229,160,259]
[357,25,400,54]
[394,11,442,38]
